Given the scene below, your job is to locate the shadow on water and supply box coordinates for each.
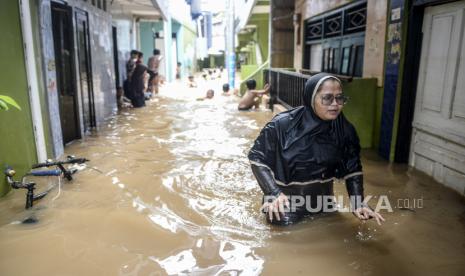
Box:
[0,81,464,275]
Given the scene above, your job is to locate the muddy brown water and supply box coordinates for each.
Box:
[0,81,464,275]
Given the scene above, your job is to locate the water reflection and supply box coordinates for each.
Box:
[153,240,264,275]
[0,82,463,275]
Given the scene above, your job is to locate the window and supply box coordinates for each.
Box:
[309,44,322,71]
[303,0,366,77]
[353,45,364,76]
[340,47,351,75]
[89,0,107,11]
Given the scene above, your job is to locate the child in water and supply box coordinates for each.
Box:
[196,89,214,101]
[237,79,270,110]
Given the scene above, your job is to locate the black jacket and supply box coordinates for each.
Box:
[248,73,364,209]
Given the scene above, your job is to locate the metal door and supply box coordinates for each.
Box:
[51,2,80,144]
[75,9,96,132]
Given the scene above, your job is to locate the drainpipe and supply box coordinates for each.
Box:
[19,0,47,162]
[163,16,173,82]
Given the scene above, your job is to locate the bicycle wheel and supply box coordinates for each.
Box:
[30,178,59,203]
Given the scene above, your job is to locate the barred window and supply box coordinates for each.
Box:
[303,0,366,77]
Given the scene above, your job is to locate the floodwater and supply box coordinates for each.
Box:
[0,79,464,276]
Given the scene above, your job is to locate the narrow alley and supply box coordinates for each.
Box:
[0,81,463,275]
[1,0,465,275]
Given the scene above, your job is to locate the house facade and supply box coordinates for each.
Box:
[280,0,465,194]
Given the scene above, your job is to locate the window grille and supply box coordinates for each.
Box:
[303,0,366,77]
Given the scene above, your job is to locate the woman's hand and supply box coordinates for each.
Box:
[262,193,290,222]
[353,206,385,225]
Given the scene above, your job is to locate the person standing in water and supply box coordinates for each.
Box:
[147,49,162,95]
[129,54,148,108]
[248,73,385,226]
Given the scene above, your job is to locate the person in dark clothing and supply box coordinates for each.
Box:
[126,50,139,77]
[129,63,147,108]
[123,50,139,101]
[248,73,385,226]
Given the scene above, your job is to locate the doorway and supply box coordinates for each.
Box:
[155,37,166,77]
[112,26,120,88]
[409,0,465,190]
[51,2,80,144]
[75,9,96,132]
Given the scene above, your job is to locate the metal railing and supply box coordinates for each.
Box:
[265,68,309,110]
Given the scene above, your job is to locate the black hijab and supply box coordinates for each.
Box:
[130,63,147,93]
[248,73,362,184]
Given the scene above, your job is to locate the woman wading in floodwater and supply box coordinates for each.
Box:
[248,73,385,226]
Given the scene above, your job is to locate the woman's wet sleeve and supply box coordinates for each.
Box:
[341,123,362,175]
[340,124,364,205]
[248,122,280,196]
[251,165,281,196]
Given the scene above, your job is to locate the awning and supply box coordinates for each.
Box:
[111,0,169,21]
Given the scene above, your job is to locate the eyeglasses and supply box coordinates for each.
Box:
[320,94,348,106]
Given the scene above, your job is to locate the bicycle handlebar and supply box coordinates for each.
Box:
[31,157,89,169]
[4,157,87,210]
[29,170,62,177]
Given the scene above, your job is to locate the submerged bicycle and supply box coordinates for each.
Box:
[4,156,89,210]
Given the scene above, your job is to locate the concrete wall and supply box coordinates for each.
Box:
[363,0,388,86]
[270,0,294,68]
[86,3,117,122]
[168,0,197,76]
[38,0,117,157]
[140,21,164,65]
[113,16,135,86]
[0,1,38,196]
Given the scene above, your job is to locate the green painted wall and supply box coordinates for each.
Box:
[249,13,269,61]
[240,65,259,80]
[140,21,164,65]
[372,86,384,150]
[238,33,254,47]
[237,32,254,61]
[342,78,378,148]
[0,1,38,196]
[239,61,269,96]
